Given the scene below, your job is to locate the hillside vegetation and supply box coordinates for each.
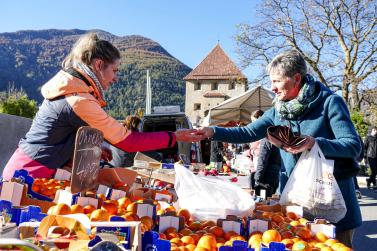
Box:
[0,29,191,118]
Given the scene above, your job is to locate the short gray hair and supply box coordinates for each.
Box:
[267,50,307,80]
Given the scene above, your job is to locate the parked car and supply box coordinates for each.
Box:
[140,112,202,164]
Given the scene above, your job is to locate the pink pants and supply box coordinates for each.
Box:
[2,148,55,180]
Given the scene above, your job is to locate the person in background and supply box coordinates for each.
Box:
[210,141,224,171]
[2,32,198,180]
[248,110,265,188]
[254,138,281,198]
[183,49,362,247]
[109,115,144,167]
[364,126,377,189]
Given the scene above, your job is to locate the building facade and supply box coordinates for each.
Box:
[184,44,248,126]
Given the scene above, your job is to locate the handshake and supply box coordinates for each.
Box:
[174,127,214,142]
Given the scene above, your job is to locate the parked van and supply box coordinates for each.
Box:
[140,111,202,164]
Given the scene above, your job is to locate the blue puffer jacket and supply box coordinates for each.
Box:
[212,80,362,231]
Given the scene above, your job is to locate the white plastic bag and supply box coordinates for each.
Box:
[280,143,347,223]
[174,164,254,221]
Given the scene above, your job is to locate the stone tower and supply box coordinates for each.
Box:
[184,44,248,126]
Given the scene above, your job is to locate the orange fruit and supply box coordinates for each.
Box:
[83,204,96,214]
[290,220,302,227]
[90,209,110,221]
[178,208,191,222]
[193,247,209,251]
[248,233,262,247]
[320,247,334,251]
[286,212,298,220]
[126,202,137,214]
[157,209,165,215]
[101,200,118,215]
[70,204,84,214]
[167,232,180,240]
[166,205,177,212]
[201,220,216,228]
[292,240,311,251]
[230,235,245,242]
[262,229,281,244]
[296,227,312,240]
[170,237,184,246]
[281,238,294,249]
[325,239,339,246]
[224,230,238,241]
[118,197,132,209]
[208,226,225,238]
[97,193,106,201]
[179,228,193,236]
[337,247,352,251]
[165,227,178,235]
[314,232,329,243]
[189,221,202,231]
[189,233,200,244]
[197,235,217,251]
[52,203,71,215]
[272,214,285,224]
[185,244,196,251]
[280,230,294,239]
[314,243,327,248]
[181,236,196,245]
[331,243,347,250]
[299,218,309,225]
[140,216,154,230]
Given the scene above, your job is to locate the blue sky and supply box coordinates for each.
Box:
[0,0,258,79]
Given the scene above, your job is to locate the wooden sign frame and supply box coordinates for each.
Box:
[71,126,103,193]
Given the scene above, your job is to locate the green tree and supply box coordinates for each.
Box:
[350,110,369,137]
[0,86,38,118]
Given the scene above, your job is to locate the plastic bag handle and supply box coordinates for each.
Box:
[310,142,326,160]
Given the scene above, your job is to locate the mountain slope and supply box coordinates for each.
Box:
[0,29,191,118]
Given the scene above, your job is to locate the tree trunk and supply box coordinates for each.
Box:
[342,79,349,107]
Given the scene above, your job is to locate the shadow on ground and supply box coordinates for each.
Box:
[353,187,377,250]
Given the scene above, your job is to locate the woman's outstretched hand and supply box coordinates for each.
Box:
[175,127,214,142]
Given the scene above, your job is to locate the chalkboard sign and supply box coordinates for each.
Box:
[71,126,104,193]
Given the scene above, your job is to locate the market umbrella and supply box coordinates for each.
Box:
[202,85,274,126]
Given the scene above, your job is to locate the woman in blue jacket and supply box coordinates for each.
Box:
[186,50,362,247]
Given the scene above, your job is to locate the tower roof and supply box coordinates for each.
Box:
[184,44,247,81]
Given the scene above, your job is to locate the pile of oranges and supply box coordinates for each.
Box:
[31,178,70,199]
[43,194,353,251]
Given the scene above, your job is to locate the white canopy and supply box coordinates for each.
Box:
[201,85,275,126]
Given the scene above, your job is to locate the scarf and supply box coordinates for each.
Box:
[73,62,105,100]
[274,74,317,120]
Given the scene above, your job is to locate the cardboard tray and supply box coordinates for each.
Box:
[20,185,56,214]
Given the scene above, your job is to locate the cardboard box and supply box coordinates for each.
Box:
[19,216,142,251]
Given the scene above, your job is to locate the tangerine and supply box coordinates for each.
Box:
[196,235,217,251]
[90,209,110,221]
[178,208,191,222]
[208,226,225,238]
[70,204,84,214]
[181,236,196,245]
[262,229,281,244]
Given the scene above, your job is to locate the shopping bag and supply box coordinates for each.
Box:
[280,143,347,223]
[174,164,254,221]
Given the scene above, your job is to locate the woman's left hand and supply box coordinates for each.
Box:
[284,135,315,154]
